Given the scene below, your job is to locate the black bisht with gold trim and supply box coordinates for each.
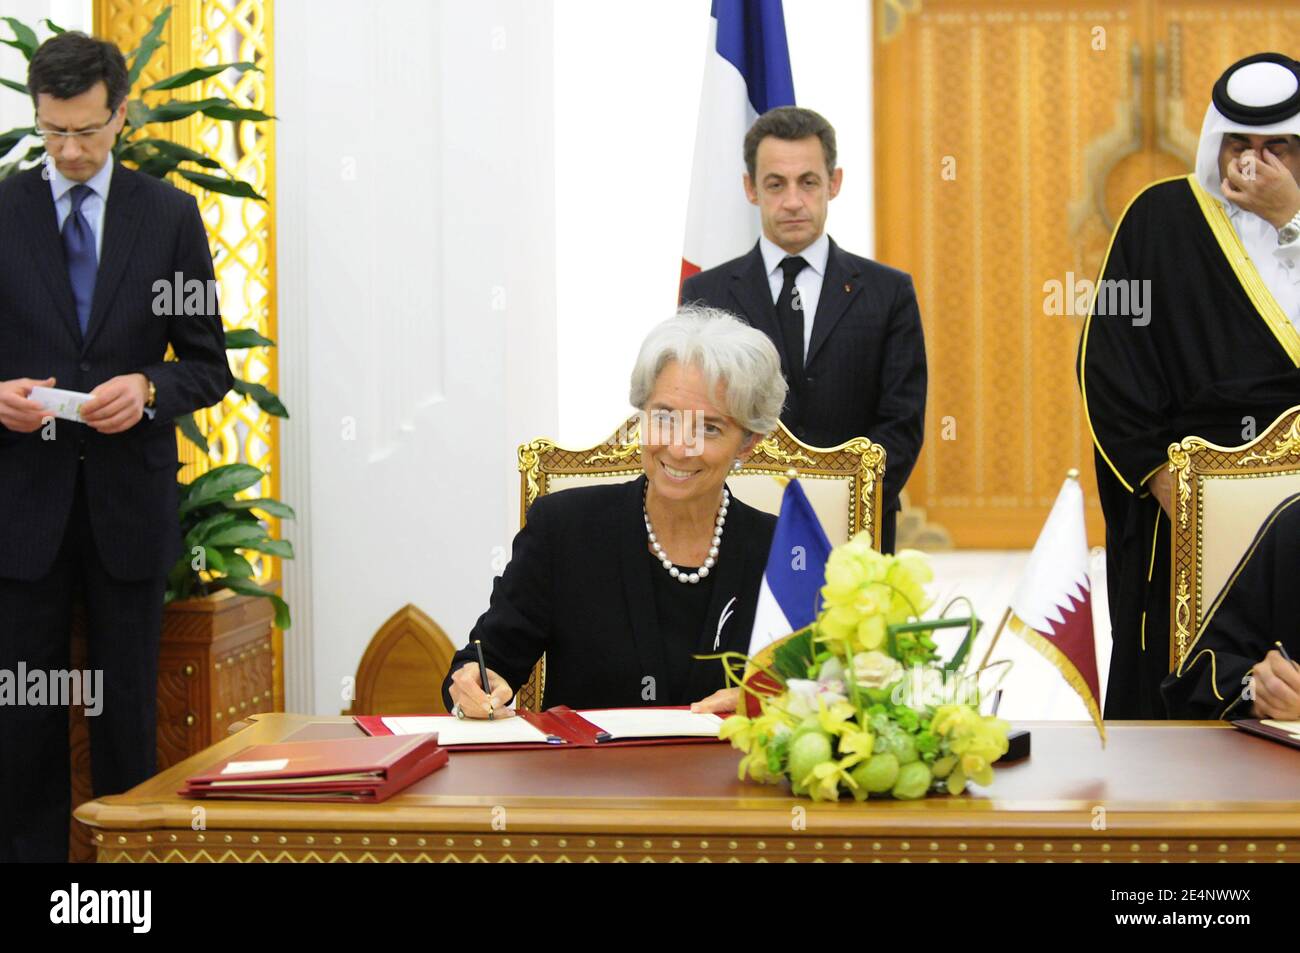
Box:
[1077,174,1300,719]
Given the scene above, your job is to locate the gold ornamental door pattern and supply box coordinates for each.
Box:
[875,0,1300,547]
[93,0,280,570]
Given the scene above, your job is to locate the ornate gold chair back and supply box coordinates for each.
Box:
[1167,405,1300,671]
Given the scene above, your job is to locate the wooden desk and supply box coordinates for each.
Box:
[75,714,1300,863]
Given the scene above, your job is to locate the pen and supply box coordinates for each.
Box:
[474,639,491,694]
[991,689,1003,717]
[1276,641,1296,665]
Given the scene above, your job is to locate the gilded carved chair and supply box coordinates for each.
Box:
[1167,405,1300,672]
[511,415,886,712]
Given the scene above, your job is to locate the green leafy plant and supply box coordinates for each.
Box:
[170,463,294,628]
[1,10,293,621]
[0,9,270,196]
[178,325,289,455]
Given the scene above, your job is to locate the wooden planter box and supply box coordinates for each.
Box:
[68,584,281,862]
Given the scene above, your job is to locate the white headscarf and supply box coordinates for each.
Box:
[1192,56,1300,331]
[1195,56,1300,203]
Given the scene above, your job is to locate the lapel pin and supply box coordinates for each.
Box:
[844,283,851,293]
[714,596,738,651]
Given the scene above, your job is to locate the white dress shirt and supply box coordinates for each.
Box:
[759,232,830,364]
[48,152,113,261]
[1226,201,1300,333]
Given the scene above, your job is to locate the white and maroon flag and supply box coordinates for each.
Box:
[680,0,795,291]
[1007,472,1106,743]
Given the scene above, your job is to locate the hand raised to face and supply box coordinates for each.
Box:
[1222,147,1300,230]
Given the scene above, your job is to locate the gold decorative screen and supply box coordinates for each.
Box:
[94,0,279,576]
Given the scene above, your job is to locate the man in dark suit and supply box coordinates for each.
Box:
[0,33,232,861]
[681,106,927,553]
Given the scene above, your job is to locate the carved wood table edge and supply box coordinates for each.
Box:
[74,714,1300,863]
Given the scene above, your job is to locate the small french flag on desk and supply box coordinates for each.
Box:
[742,480,832,714]
[749,479,832,656]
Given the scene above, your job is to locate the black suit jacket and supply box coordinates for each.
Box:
[0,163,233,581]
[680,238,927,522]
[440,476,776,711]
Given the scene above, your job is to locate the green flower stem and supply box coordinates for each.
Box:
[694,650,789,709]
[887,617,974,635]
[938,597,982,673]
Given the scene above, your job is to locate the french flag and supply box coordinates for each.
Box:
[748,479,832,656]
[681,0,795,289]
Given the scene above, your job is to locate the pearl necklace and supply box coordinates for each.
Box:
[644,485,728,584]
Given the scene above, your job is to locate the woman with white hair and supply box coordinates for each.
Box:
[442,307,787,718]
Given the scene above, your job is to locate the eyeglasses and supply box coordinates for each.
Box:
[33,115,116,143]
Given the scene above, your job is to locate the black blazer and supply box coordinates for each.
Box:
[680,238,927,520]
[440,476,777,711]
[0,163,233,582]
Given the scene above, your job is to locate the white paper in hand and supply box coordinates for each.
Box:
[29,386,93,422]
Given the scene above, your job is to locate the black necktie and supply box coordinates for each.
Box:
[776,255,808,390]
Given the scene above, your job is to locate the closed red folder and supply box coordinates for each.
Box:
[181,732,448,802]
[355,705,725,750]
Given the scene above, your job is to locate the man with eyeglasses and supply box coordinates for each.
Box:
[0,31,232,861]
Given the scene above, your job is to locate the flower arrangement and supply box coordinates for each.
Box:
[718,535,1010,801]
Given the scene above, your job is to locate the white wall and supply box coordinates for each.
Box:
[275,0,870,713]
[552,0,872,448]
[0,1,92,134]
[276,0,558,713]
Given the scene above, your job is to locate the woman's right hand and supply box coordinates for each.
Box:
[448,663,515,719]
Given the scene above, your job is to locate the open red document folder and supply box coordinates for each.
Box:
[180,733,448,803]
[354,705,726,750]
[1233,718,1300,751]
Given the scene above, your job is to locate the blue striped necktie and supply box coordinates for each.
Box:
[62,183,97,337]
